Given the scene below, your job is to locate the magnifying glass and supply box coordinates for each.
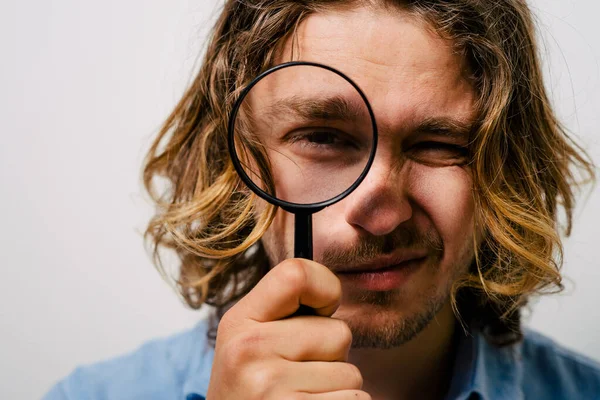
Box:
[228,61,378,261]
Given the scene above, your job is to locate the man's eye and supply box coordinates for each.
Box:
[408,142,470,165]
[288,129,359,150]
[413,142,468,154]
[280,128,366,165]
[298,131,338,145]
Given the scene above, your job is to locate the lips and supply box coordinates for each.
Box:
[332,250,429,274]
[336,256,427,291]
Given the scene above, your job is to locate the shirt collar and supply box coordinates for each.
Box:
[445,327,524,400]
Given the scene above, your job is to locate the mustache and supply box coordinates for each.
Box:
[320,225,444,268]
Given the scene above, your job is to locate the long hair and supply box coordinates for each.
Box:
[143,0,596,346]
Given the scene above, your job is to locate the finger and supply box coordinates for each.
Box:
[231,258,342,322]
[264,316,352,362]
[283,361,364,393]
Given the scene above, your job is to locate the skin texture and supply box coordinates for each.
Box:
[208,5,479,400]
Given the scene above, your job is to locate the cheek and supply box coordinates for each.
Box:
[261,205,295,265]
[309,202,349,259]
[409,165,475,257]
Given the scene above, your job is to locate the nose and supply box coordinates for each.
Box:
[344,157,413,236]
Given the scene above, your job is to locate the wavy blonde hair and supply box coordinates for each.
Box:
[143,0,596,346]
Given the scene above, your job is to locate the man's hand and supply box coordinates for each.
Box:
[206,258,371,399]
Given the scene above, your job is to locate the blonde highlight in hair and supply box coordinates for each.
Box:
[143,0,596,345]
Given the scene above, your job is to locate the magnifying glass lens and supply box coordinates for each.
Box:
[232,64,375,205]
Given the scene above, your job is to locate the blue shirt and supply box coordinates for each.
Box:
[43,317,600,400]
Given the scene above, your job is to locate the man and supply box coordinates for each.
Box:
[44,0,600,399]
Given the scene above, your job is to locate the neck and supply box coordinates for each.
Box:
[348,301,457,400]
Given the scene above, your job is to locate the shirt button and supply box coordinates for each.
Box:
[186,394,205,400]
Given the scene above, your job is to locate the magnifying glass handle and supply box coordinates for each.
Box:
[293,212,315,316]
[294,212,313,260]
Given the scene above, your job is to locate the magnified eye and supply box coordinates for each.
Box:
[287,128,360,150]
[301,130,338,145]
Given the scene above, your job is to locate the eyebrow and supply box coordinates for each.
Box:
[414,116,474,140]
[264,95,365,122]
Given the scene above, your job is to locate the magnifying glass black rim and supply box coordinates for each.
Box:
[227,61,378,212]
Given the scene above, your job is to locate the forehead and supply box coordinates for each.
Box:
[277,5,476,133]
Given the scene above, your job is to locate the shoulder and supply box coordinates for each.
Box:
[42,317,215,400]
[519,328,600,399]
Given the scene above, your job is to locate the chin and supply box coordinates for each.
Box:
[334,289,449,349]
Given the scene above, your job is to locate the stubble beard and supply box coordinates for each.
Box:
[340,273,451,349]
[321,226,473,350]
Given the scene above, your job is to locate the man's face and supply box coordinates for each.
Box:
[261,5,478,348]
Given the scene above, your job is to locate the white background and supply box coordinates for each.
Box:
[1,1,599,398]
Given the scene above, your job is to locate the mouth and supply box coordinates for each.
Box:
[332,250,429,273]
[335,253,428,291]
